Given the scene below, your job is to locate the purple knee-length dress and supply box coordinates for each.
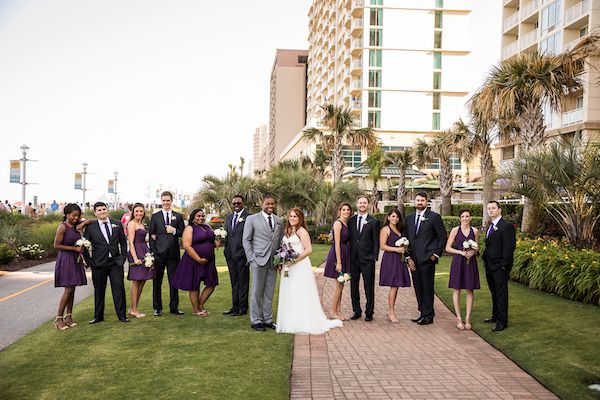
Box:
[54,224,87,288]
[379,229,411,288]
[127,228,156,281]
[172,224,219,291]
[448,227,480,290]
[324,222,350,279]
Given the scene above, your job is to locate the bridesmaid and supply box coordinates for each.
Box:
[53,203,88,330]
[127,203,155,318]
[445,209,480,330]
[378,208,410,323]
[172,209,220,316]
[323,203,352,320]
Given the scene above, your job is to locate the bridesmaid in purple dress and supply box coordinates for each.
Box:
[127,203,155,318]
[53,203,88,330]
[445,209,480,331]
[172,209,221,317]
[324,203,352,320]
[378,208,410,323]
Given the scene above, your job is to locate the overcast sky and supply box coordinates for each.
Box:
[0,0,311,205]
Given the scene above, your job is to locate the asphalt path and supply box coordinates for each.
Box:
[0,261,94,351]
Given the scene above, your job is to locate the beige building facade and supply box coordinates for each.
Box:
[252,124,269,173]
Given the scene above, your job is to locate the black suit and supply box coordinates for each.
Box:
[403,209,447,320]
[224,210,250,314]
[482,217,516,326]
[149,210,185,312]
[348,214,380,317]
[83,219,128,320]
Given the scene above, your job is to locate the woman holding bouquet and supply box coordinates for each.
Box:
[445,209,480,330]
[127,203,155,318]
[323,202,352,320]
[172,209,220,316]
[53,203,88,330]
[378,208,410,323]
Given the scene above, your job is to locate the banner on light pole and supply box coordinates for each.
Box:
[108,180,114,194]
[74,173,82,190]
[9,160,20,183]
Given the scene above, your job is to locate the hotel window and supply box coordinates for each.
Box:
[370,0,383,5]
[450,156,461,170]
[369,49,382,67]
[381,145,410,152]
[433,71,441,90]
[434,11,443,29]
[370,28,383,47]
[576,96,583,109]
[368,90,381,108]
[369,70,382,87]
[435,0,443,8]
[433,92,441,110]
[342,145,362,167]
[433,52,442,69]
[434,31,442,49]
[368,110,381,128]
[539,31,562,55]
[540,0,562,36]
[502,146,515,160]
[427,158,440,169]
[432,112,441,130]
[580,26,588,37]
[370,8,383,26]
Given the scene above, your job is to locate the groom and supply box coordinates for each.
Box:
[242,194,283,331]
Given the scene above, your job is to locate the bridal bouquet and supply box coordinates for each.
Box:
[337,272,351,284]
[394,237,410,262]
[462,239,479,266]
[144,252,155,269]
[75,237,92,264]
[273,243,299,278]
[213,228,227,240]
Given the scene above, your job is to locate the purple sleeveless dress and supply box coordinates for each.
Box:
[127,228,156,281]
[379,228,411,288]
[54,224,87,288]
[448,227,480,290]
[324,222,350,279]
[172,224,219,290]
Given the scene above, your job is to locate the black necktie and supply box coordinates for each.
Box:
[233,213,238,228]
[268,215,273,230]
[415,214,421,235]
[103,221,111,243]
[358,216,363,234]
[166,212,170,225]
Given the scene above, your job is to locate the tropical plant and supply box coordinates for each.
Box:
[509,136,600,248]
[363,147,386,214]
[384,149,413,217]
[303,104,379,183]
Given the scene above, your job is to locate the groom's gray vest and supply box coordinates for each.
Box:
[242,212,283,267]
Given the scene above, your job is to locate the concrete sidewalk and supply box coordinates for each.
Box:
[290,266,557,400]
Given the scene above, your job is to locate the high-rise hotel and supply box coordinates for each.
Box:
[280,0,500,179]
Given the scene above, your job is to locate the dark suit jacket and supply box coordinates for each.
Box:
[148,210,185,259]
[224,210,250,262]
[403,209,447,265]
[83,219,128,268]
[348,214,380,264]
[483,217,516,272]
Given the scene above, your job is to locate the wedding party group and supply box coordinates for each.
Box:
[50,190,516,335]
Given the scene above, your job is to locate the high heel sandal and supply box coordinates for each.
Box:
[464,321,472,330]
[195,310,209,317]
[456,320,465,331]
[54,316,69,331]
[387,311,400,324]
[63,313,77,327]
[128,309,146,318]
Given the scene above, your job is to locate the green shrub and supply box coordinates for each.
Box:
[0,222,30,248]
[109,210,126,220]
[28,222,59,257]
[308,225,331,242]
[511,238,600,305]
[442,216,483,232]
[452,204,483,217]
[0,243,16,264]
[39,214,63,223]
[17,243,45,260]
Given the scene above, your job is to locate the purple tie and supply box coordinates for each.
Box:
[487,223,494,238]
[415,214,421,235]
[232,213,238,228]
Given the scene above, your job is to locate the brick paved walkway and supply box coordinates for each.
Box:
[290,265,557,400]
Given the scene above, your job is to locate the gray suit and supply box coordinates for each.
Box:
[242,212,284,325]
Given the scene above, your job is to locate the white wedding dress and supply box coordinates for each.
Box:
[276,234,343,334]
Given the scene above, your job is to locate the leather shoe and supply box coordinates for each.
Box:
[417,317,433,325]
[88,318,104,324]
[119,317,130,323]
[223,309,236,315]
[411,315,424,323]
[231,311,247,316]
[154,309,163,317]
[492,324,506,332]
[251,323,265,331]
[263,322,276,330]
[484,316,496,323]
[365,314,373,322]
[350,312,362,320]
[170,310,184,316]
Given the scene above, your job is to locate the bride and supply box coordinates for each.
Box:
[276,208,343,334]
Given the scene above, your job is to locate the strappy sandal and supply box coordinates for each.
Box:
[54,316,69,331]
[63,313,77,327]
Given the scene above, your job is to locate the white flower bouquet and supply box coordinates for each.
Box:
[394,237,410,262]
[337,272,351,284]
[144,252,154,269]
[462,239,479,266]
[75,237,92,264]
[214,228,227,240]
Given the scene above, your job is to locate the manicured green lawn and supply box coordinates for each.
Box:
[0,271,293,400]
[434,257,600,400]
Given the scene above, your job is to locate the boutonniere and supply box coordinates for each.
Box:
[171,215,176,220]
[363,219,370,225]
[493,225,498,232]
[111,223,118,229]
[420,217,428,222]
[237,217,245,223]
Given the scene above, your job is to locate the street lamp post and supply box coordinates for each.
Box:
[82,162,88,209]
[113,171,118,210]
[20,145,29,215]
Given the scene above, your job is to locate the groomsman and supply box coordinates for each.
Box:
[83,202,129,323]
[404,192,447,325]
[223,195,250,316]
[482,201,516,332]
[348,196,380,321]
[149,191,186,316]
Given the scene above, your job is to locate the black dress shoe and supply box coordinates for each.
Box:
[411,315,424,323]
[119,317,130,323]
[483,316,496,323]
[350,312,362,320]
[170,310,184,315]
[251,323,265,331]
[492,324,506,332]
[417,317,433,325]
[263,322,276,329]
[88,318,104,324]
[231,311,247,316]
[154,309,163,317]
[365,314,373,322]
[223,309,236,315]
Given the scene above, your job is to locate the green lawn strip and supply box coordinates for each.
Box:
[0,271,292,400]
[434,257,600,400]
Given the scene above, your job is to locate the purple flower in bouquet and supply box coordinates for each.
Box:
[273,243,299,277]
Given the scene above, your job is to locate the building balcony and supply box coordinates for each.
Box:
[565,0,590,27]
[350,58,362,75]
[504,0,518,6]
[520,0,539,21]
[351,0,364,17]
[502,41,518,59]
[503,11,519,32]
[351,98,362,113]
[351,38,362,55]
[562,108,584,126]
[564,35,585,52]
[520,29,539,50]
[351,18,363,36]
[350,79,362,95]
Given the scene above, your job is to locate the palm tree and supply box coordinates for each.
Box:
[470,34,600,232]
[364,147,386,214]
[384,149,413,217]
[413,132,456,216]
[303,104,380,183]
